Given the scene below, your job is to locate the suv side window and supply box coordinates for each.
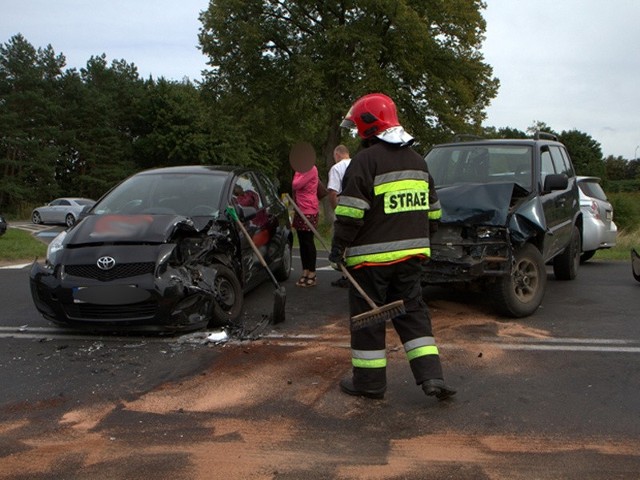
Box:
[550,146,572,176]
[540,149,555,174]
[557,147,575,176]
[540,148,555,187]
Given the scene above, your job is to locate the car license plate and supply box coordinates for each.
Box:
[73,285,149,305]
[606,211,612,221]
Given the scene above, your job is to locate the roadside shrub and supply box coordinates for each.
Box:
[608,179,640,193]
[609,192,640,233]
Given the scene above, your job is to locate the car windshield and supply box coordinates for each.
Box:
[93,172,226,217]
[426,145,533,191]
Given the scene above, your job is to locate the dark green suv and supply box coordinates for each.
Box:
[423,133,582,317]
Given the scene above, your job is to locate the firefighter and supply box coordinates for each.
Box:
[329,93,456,401]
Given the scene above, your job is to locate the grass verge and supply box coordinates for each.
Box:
[0,228,47,263]
[590,227,639,261]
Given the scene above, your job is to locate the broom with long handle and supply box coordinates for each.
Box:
[285,194,405,331]
[226,206,286,324]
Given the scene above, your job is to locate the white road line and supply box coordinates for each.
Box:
[0,263,31,270]
[2,327,640,353]
[481,337,639,345]
[494,344,640,353]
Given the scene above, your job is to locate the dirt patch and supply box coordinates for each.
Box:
[5,303,633,479]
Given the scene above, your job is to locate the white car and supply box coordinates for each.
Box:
[577,176,617,263]
[31,197,95,228]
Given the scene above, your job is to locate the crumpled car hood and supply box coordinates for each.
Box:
[437,182,547,235]
[438,183,515,225]
[65,214,211,245]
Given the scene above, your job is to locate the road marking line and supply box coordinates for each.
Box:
[2,327,640,353]
[491,344,640,353]
[0,263,31,270]
[481,337,639,345]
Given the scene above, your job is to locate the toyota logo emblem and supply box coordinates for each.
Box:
[97,256,116,270]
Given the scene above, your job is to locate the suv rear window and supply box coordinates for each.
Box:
[578,179,608,201]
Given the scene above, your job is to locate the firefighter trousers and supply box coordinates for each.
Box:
[348,257,444,390]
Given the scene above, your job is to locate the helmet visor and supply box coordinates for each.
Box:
[340,118,356,130]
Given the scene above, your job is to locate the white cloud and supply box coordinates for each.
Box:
[0,0,209,81]
[481,0,640,158]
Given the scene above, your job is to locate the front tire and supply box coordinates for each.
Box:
[491,243,547,318]
[553,225,580,280]
[209,264,244,326]
[273,241,292,282]
[32,211,42,224]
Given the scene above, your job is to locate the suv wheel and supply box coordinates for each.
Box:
[553,225,580,280]
[491,243,547,318]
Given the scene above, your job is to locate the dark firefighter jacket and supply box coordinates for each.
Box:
[333,140,442,268]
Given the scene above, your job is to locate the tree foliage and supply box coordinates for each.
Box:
[0,34,65,209]
[3,10,637,216]
[198,0,499,174]
[557,129,604,177]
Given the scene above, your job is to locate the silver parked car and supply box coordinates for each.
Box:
[31,197,96,228]
[577,176,617,263]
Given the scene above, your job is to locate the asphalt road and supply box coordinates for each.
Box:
[1,229,639,479]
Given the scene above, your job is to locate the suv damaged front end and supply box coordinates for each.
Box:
[426,182,546,285]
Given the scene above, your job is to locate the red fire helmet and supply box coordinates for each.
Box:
[340,93,401,139]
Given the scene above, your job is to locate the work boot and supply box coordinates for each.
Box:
[331,277,350,288]
[339,378,386,399]
[422,379,456,400]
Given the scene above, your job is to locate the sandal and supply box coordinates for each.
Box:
[295,276,308,287]
[302,274,317,287]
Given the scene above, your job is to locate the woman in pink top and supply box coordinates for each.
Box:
[292,165,319,287]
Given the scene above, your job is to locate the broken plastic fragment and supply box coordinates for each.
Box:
[206,330,229,344]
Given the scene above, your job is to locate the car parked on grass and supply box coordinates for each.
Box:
[0,213,7,236]
[29,165,293,333]
[577,176,617,263]
[31,197,96,228]
[423,132,582,318]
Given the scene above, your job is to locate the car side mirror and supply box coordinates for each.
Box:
[238,205,257,221]
[543,173,568,192]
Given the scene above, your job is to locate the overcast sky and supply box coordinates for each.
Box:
[2,1,639,159]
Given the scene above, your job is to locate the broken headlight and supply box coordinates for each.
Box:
[46,230,67,266]
[476,226,502,239]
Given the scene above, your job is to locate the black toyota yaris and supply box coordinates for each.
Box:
[30,165,292,333]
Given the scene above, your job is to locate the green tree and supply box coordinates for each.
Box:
[558,129,604,177]
[135,78,230,169]
[0,34,66,212]
[604,155,627,181]
[58,54,144,198]
[198,0,499,179]
[483,126,527,139]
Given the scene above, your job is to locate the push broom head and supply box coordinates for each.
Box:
[350,300,405,332]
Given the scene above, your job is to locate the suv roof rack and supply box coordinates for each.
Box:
[533,131,558,141]
[453,134,484,142]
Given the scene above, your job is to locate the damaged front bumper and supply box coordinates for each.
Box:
[423,224,512,284]
[29,243,227,334]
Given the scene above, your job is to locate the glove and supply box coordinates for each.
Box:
[328,244,346,271]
